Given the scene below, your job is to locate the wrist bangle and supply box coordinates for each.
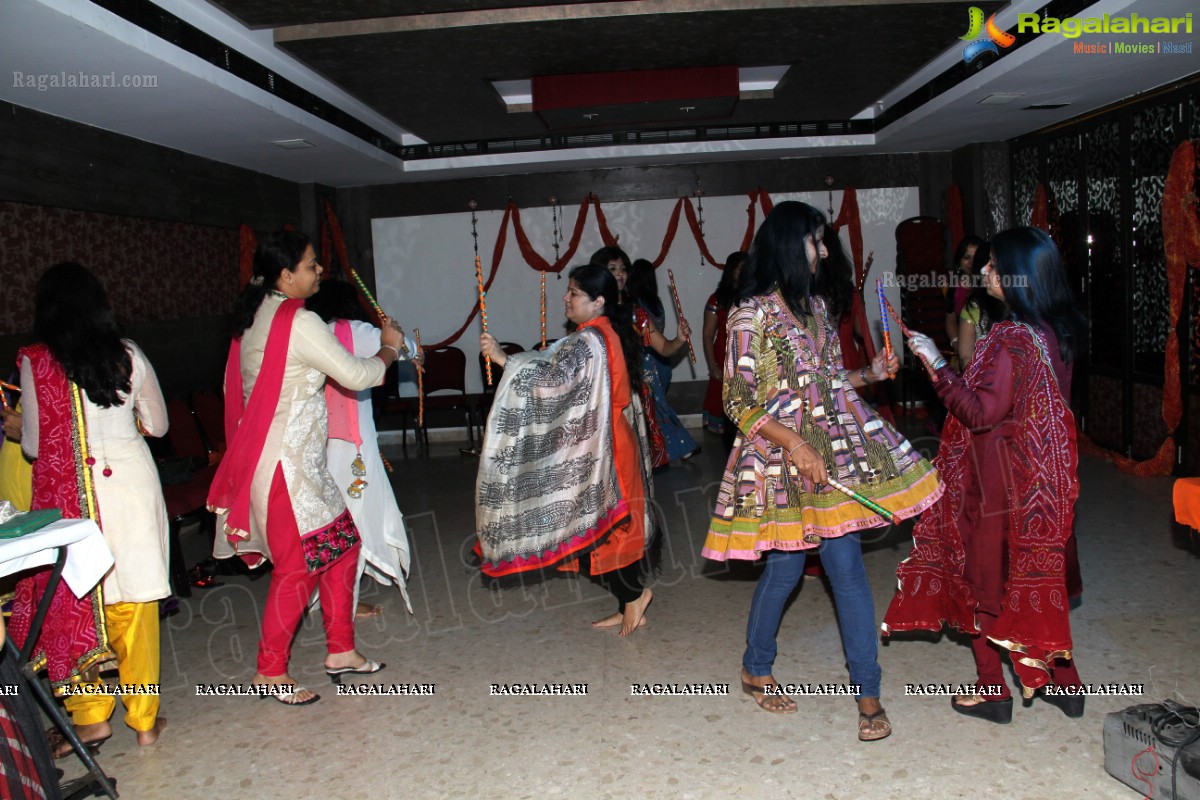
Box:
[786,442,809,459]
[930,356,947,371]
[859,366,870,384]
[381,344,401,360]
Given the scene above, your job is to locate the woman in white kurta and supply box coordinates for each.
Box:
[309,282,413,617]
[209,231,405,705]
[17,261,169,754]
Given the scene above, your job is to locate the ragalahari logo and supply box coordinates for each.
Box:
[961,7,1016,63]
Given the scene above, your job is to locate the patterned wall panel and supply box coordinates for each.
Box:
[1131,383,1169,460]
[1048,134,1079,214]
[1085,121,1124,371]
[1129,103,1175,375]
[1087,373,1123,451]
[0,201,240,336]
[981,144,1010,235]
[1012,146,1039,228]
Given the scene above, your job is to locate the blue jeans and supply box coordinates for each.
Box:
[742,533,882,699]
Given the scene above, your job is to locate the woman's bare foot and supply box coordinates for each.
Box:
[619,588,653,637]
[52,720,111,758]
[591,612,622,628]
[355,602,384,620]
[137,717,167,746]
[253,673,318,705]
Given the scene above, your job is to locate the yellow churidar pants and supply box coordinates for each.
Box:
[64,601,160,731]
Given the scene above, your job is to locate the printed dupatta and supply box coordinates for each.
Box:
[8,344,113,695]
[882,322,1079,694]
[475,326,631,576]
[207,299,359,573]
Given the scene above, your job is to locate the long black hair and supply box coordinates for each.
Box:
[989,226,1087,364]
[34,262,131,408]
[952,234,986,272]
[231,230,313,335]
[738,201,827,318]
[569,262,642,389]
[714,251,746,310]
[626,258,664,319]
[813,224,854,320]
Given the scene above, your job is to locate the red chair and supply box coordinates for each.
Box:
[379,347,477,454]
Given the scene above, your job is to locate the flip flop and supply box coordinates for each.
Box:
[259,686,320,706]
[858,708,893,741]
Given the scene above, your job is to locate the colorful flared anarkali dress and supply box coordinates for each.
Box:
[703,293,942,561]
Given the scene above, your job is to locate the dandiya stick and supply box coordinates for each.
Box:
[826,477,896,524]
[875,279,894,379]
[414,327,425,428]
[0,380,17,412]
[540,272,547,349]
[476,254,492,385]
[880,293,939,383]
[348,268,387,324]
[380,454,395,474]
[666,269,696,366]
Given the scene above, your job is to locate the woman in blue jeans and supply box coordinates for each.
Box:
[703,202,943,741]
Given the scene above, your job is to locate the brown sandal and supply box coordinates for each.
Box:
[857,707,892,742]
[739,671,798,714]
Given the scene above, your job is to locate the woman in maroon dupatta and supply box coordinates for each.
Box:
[883,227,1087,724]
[209,231,405,705]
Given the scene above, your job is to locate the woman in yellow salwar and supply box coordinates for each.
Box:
[9,262,169,756]
[702,203,942,741]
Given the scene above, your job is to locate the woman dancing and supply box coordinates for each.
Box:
[884,226,1087,723]
[477,263,655,636]
[703,202,943,741]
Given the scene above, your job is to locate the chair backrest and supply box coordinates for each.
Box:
[165,398,207,460]
[191,388,225,452]
[894,216,952,350]
[531,339,559,351]
[479,342,524,391]
[423,346,468,395]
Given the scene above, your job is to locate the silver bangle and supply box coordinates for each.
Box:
[381,344,401,360]
[786,442,808,459]
[859,366,870,384]
[931,356,947,371]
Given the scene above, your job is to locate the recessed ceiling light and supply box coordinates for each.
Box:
[272,138,315,149]
[1023,103,1071,110]
[977,92,1026,105]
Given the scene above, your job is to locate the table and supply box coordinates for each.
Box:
[0,517,119,799]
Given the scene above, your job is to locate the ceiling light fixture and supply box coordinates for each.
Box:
[271,138,315,149]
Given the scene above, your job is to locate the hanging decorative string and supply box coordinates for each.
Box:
[414,326,424,427]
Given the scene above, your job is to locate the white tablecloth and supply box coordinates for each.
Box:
[0,519,113,597]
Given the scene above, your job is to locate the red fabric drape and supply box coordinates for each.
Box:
[832,187,864,286]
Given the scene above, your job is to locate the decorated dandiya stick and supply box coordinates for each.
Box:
[476,254,492,385]
[880,293,939,383]
[0,380,16,411]
[414,327,424,427]
[825,477,896,524]
[380,454,395,474]
[348,268,387,323]
[666,269,696,365]
[876,279,894,379]
[0,381,19,393]
[540,271,547,349]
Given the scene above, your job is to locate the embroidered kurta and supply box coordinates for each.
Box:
[703,293,942,561]
[213,294,386,564]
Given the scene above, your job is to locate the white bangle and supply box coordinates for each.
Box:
[381,344,401,360]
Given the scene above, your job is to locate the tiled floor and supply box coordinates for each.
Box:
[55,425,1198,799]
